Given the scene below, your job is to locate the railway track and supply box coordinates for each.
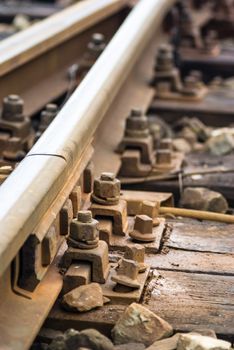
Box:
[0,0,233,349]
[0,0,75,40]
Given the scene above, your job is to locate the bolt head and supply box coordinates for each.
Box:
[126,112,148,132]
[100,172,115,181]
[46,103,58,113]
[130,108,142,117]
[77,210,92,223]
[70,215,98,242]
[116,258,138,279]
[124,244,145,263]
[94,172,120,199]
[141,201,159,219]
[134,215,153,234]
[92,33,105,45]
[2,94,24,121]
[40,104,57,127]
[88,33,106,53]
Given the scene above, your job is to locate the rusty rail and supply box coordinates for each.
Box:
[0,0,175,278]
[0,0,127,116]
[0,0,125,76]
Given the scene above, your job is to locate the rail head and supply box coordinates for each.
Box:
[0,0,176,277]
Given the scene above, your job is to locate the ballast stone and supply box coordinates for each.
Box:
[206,132,234,156]
[172,138,192,154]
[62,283,109,312]
[145,331,217,350]
[112,302,173,346]
[48,328,114,350]
[177,334,231,350]
[145,333,180,350]
[78,329,114,350]
[180,187,228,213]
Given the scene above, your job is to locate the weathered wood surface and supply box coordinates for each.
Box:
[166,221,234,254]
[146,249,234,275]
[147,270,234,339]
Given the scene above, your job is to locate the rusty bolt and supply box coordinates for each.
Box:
[125,108,149,138]
[129,214,156,242]
[88,33,106,53]
[46,103,58,114]
[159,138,172,150]
[77,210,92,223]
[182,75,201,96]
[130,108,142,117]
[155,44,174,72]
[156,149,171,165]
[39,103,58,131]
[69,210,99,244]
[140,200,160,227]
[93,172,120,203]
[92,33,105,45]
[111,258,140,289]
[2,95,24,122]
[134,215,153,234]
[124,244,147,273]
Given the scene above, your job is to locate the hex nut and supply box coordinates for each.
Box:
[126,112,148,131]
[155,44,174,72]
[93,172,120,199]
[70,211,98,242]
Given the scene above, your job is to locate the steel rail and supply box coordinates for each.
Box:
[0,0,127,116]
[0,0,125,76]
[0,0,175,277]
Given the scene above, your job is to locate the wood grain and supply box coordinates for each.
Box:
[166,221,234,254]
